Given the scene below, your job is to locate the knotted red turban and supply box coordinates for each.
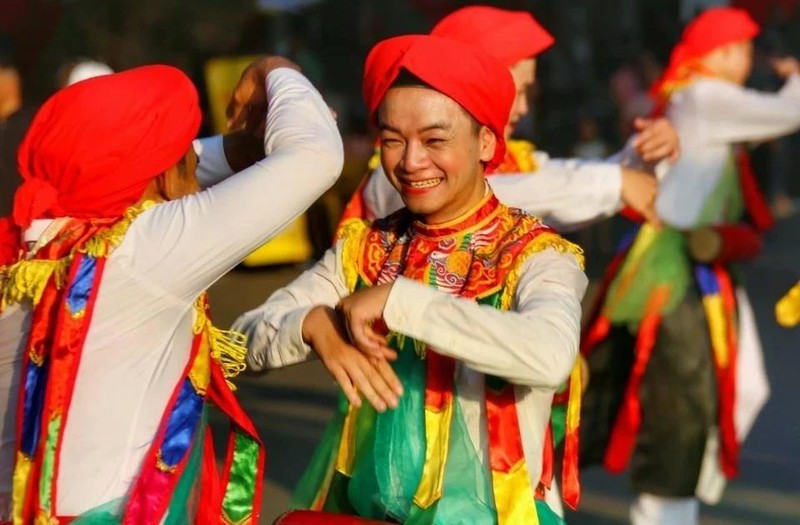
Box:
[0,64,200,265]
[362,34,515,170]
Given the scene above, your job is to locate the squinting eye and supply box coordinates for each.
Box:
[381,137,401,147]
[427,138,445,145]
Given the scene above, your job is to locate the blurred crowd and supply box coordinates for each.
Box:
[1,0,799,246]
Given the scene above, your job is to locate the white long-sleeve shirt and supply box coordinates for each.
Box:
[658,74,800,230]
[362,150,624,232]
[233,239,587,503]
[0,68,343,519]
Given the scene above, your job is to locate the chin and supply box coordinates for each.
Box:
[401,194,443,217]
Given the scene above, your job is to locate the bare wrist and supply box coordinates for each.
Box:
[301,305,334,345]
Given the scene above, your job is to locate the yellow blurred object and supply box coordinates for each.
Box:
[776,281,800,328]
[205,56,313,266]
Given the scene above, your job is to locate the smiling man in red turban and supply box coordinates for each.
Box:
[337,5,680,238]
[0,57,343,523]
[236,34,586,524]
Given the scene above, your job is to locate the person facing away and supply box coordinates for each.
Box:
[234,34,587,524]
[338,5,680,234]
[579,7,800,525]
[0,57,343,523]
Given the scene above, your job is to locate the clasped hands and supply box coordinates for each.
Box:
[301,283,404,412]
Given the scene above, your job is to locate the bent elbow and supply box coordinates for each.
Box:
[313,136,345,189]
[520,331,579,390]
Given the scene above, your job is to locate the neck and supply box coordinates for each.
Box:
[420,180,488,225]
[0,94,21,120]
[136,179,166,207]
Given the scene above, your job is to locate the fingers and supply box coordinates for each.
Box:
[632,117,650,132]
[351,355,400,411]
[634,120,679,162]
[225,72,255,130]
[329,364,362,408]
[370,356,404,397]
[640,141,674,163]
[669,145,681,163]
[349,318,395,360]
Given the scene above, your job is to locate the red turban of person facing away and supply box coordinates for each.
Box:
[362,34,515,171]
[431,5,555,67]
[0,65,201,265]
[650,7,760,102]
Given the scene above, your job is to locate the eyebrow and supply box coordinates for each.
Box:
[377,121,452,133]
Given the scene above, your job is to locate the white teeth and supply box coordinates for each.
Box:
[407,178,442,188]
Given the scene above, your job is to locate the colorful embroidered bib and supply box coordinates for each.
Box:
[296,194,584,525]
[0,205,264,525]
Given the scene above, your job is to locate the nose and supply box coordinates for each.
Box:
[514,91,529,120]
[400,140,429,173]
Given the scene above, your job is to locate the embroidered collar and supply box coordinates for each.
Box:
[411,191,501,240]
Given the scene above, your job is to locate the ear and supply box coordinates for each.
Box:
[478,126,497,164]
[157,165,183,200]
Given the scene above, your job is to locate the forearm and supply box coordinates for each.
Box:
[130,68,344,301]
[489,160,622,232]
[383,250,587,388]
[233,247,347,371]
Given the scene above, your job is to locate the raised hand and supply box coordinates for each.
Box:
[225,56,301,133]
[302,305,402,412]
[632,117,681,163]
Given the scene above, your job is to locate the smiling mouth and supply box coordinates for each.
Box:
[402,177,443,190]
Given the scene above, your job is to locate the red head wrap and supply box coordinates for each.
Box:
[650,7,760,103]
[0,65,200,266]
[431,5,554,67]
[362,34,515,170]
[14,64,200,227]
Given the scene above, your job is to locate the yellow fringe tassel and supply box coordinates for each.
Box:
[338,218,370,291]
[81,201,156,258]
[501,232,585,311]
[193,294,248,391]
[1,258,70,311]
[210,326,248,390]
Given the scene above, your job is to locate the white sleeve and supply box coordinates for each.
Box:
[608,136,671,180]
[125,68,344,301]
[695,75,800,144]
[232,243,350,372]
[488,154,622,232]
[193,135,234,189]
[383,249,587,389]
[362,165,405,220]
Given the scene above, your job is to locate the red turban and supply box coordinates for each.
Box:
[650,7,760,102]
[362,34,515,170]
[431,6,554,67]
[0,65,200,266]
